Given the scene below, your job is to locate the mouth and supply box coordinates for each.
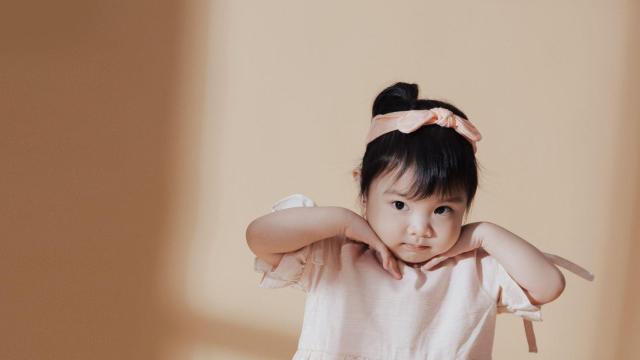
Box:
[403,243,430,251]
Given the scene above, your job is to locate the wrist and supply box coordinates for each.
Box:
[329,206,357,240]
[458,221,488,249]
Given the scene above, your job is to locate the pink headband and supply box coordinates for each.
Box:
[365,107,483,153]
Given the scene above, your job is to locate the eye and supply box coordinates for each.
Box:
[435,206,453,215]
[391,201,406,210]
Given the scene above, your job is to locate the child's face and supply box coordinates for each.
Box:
[360,167,467,265]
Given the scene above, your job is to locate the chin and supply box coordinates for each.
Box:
[399,248,441,264]
[398,252,430,264]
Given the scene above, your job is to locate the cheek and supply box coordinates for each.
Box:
[368,217,404,246]
[447,227,463,245]
[435,219,462,241]
[377,223,402,243]
[364,211,392,235]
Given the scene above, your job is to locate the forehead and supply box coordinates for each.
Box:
[372,166,466,203]
[372,166,416,190]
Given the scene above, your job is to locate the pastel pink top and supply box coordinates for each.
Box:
[253,194,594,360]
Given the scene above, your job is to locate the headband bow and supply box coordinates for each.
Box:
[365,107,483,153]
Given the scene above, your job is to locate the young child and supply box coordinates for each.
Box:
[246,82,594,359]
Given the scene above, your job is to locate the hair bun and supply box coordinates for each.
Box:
[372,82,419,117]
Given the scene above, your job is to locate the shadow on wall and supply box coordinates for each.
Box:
[0,0,299,358]
[5,1,168,358]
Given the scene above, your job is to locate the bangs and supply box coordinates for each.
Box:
[382,158,468,202]
[365,124,477,208]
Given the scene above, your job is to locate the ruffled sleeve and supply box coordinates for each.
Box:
[494,259,543,321]
[253,193,328,292]
[477,248,595,353]
[476,248,542,353]
[477,248,542,321]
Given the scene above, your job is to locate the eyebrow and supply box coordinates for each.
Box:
[384,189,409,197]
[383,189,465,204]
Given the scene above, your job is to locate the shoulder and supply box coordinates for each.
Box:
[443,248,487,269]
[473,248,501,283]
[468,248,501,300]
[474,247,497,270]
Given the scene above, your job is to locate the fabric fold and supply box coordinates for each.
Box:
[253,193,323,292]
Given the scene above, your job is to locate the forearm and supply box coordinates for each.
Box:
[479,222,566,304]
[246,206,349,254]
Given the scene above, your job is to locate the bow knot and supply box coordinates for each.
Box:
[366,107,483,153]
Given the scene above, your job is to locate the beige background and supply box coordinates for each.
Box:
[2,0,639,359]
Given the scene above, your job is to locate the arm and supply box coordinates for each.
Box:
[478,222,566,306]
[245,206,350,267]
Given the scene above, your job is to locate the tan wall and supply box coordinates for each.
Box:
[1,0,638,359]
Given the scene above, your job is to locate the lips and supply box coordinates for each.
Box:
[403,243,430,251]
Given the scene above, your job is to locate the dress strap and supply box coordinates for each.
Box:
[542,252,595,281]
[521,252,595,353]
[523,319,538,352]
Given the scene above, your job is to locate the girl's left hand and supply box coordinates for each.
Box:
[421,222,486,270]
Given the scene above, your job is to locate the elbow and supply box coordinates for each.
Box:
[547,263,566,303]
[246,217,274,255]
[551,269,567,301]
[245,219,261,252]
[530,268,566,305]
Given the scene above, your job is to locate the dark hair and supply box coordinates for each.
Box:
[355,82,482,215]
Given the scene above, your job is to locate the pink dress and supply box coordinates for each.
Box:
[253,194,594,360]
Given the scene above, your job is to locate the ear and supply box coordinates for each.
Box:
[352,169,367,217]
[352,169,360,182]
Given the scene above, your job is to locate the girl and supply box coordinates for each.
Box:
[246,82,594,359]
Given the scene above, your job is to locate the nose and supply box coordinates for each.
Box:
[407,216,433,242]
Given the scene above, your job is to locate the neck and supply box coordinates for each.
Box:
[405,260,428,268]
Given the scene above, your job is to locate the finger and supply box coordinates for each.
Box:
[392,257,402,279]
[381,250,399,279]
[385,253,400,279]
[423,257,442,270]
[379,251,388,271]
[381,251,392,273]
[371,239,402,279]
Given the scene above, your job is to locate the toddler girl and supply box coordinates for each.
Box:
[246,82,594,359]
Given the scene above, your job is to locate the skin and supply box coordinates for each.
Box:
[353,166,566,305]
[247,164,566,305]
[354,166,468,269]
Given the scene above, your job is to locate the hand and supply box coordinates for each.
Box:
[341,210,403,280]
[421,222,485,270]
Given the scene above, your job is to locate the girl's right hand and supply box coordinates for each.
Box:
[341,209,403,280]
